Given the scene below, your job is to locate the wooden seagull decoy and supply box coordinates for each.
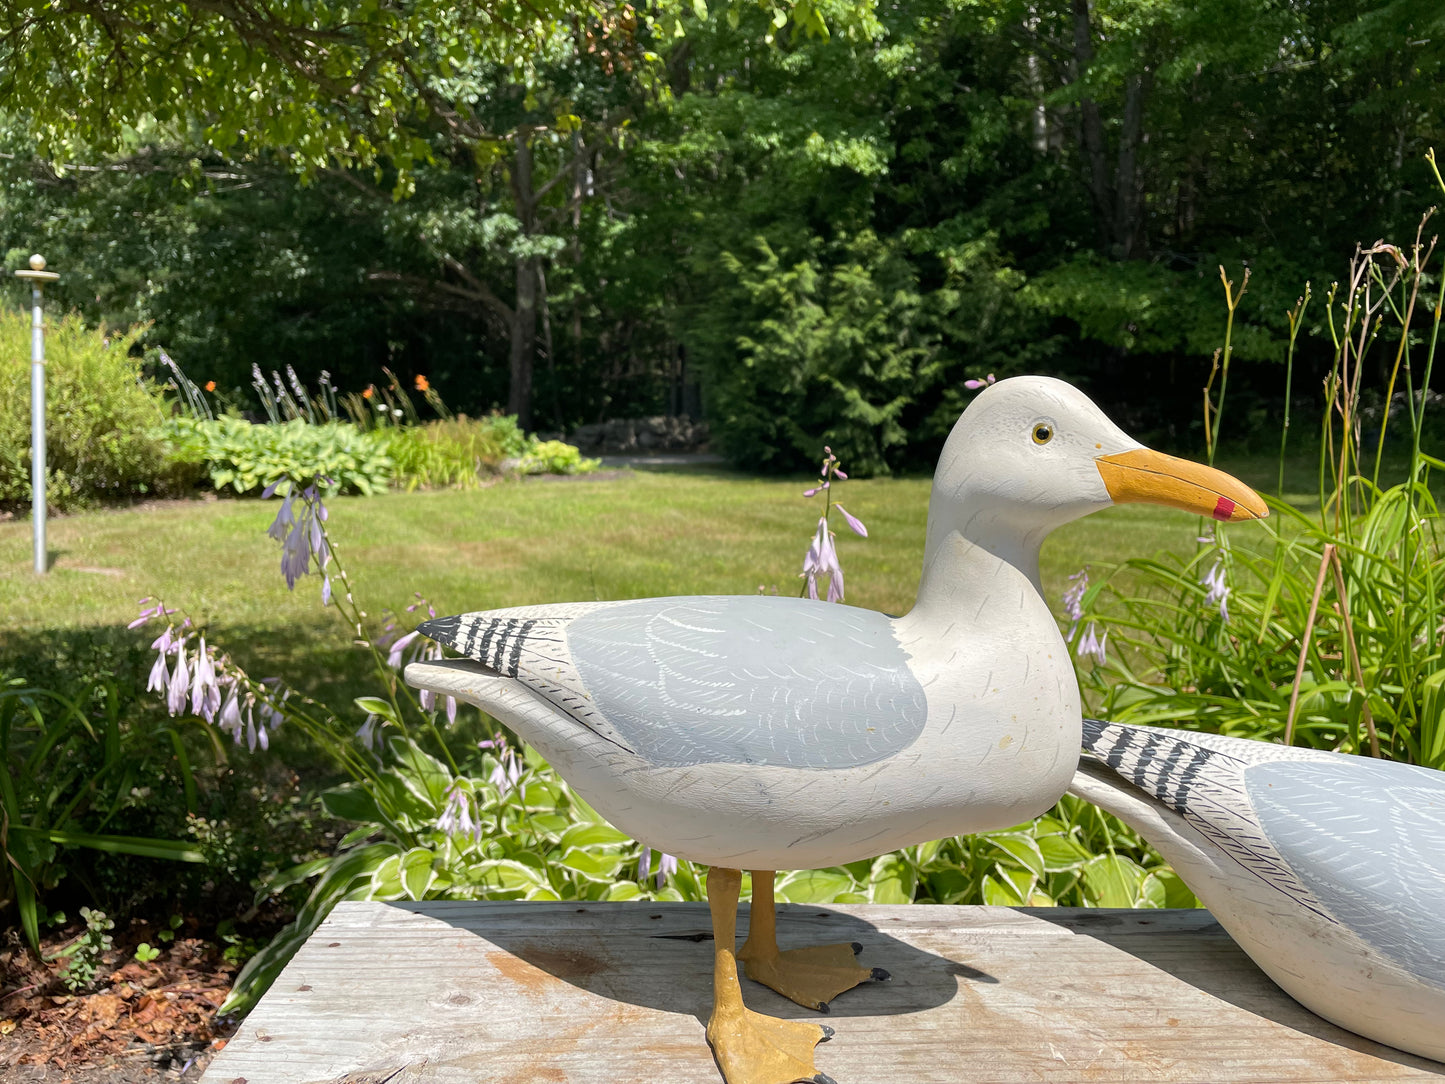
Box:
[1070,718,1445,1063]
[405,376,1267,1084]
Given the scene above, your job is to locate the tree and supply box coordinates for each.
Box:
[1,0,878,429]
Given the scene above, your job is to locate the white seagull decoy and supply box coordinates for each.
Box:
[1070,718,1445,1062]
[405,375,1267,1084]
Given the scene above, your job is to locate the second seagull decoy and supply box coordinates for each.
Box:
[405,375,1268,1084]
[1070,717,1445,1063]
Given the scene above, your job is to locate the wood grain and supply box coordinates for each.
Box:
[202,902,1445,1084]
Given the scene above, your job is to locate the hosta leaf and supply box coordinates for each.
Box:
[1149,868,1199,909]
[400,847,437,900]
[560,848,625,881]
[868,853,915,904]
[1082,854,1148,907]
[987,834,1045,879]
[557,823,631,850]
[775,868,857,903]
[1036,832,1092,871]
[981,872,1026,906]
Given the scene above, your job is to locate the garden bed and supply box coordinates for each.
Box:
[2,918,238,1084]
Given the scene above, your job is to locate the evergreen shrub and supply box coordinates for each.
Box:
[0,308,178,510]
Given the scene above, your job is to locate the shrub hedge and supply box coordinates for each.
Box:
[0,308,178,510]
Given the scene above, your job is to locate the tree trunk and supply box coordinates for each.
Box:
[1071,0,1112,251]
[1114,70,1151,259]
[509,257,538,429]
[508,132,539,430]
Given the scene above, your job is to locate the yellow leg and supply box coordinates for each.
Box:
[705,867,836,1084]
[737,870,887,1013]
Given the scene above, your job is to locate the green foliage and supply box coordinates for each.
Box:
[381,417,595,487]
[383,416,518,490]
[1,0,865,178]
[53,906,114,992]
[516,439,600,475]
[0,308,182,510]
[1078,219,1445,769]
[0,676,212,952]
[697,232,942,474]
[771,796,1192,909]
[161,416,394,496]
[133,941,160,962]
[2,0,1442,458]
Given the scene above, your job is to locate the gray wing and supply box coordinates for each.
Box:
[423,595,927,771]
[1245,758,1445,988]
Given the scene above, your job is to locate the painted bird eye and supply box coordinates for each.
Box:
[1032,423,1054,445]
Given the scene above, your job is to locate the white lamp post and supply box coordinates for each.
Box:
[14,253,58,574]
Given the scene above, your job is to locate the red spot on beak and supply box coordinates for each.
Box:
[1213,497,1236,521]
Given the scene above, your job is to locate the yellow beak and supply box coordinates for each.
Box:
[1096,448,1268,522]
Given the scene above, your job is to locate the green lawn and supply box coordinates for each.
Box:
[0,461,1247,718]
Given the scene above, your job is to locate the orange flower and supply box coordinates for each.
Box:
[414,374,430,392]
[204,380,216,392]
[362,387,374,399]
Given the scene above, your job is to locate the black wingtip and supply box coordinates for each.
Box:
[1081,717,1111,750]
[416,615,462,650]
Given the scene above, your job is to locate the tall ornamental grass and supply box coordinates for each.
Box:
[1076,157,1445,769]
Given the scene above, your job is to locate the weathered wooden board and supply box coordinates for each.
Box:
[202,901,1445,1084]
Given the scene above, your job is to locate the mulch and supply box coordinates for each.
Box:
[1,919,239,1084]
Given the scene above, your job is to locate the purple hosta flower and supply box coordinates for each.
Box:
[1061,568,1088,640]
[190,636,222,721]
[128,597,176,629]
[147,624,175,693]
[833,503,867,538]
[147,643,170,693]
[964,373,997,390]
[1076,622,1108,666]
[1201,561,1230,622]
[799,446,864,599]
[264,480,331,595]
[437,783,484,843]
[286,364,306,401]
[357,713,387,752]
[414,668,461,723]
[215,678,282,752]
[480,734,523,794]
[801,517,845,602]
[638,847,679,889]
[387,629,421,669]
[167,642,190,715]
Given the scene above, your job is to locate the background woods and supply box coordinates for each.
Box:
[3,0,1443,469]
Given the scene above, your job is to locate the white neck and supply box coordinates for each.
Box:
[908,488,1060,624]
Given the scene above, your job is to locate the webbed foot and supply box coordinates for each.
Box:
[706,1000,835,1084]
[739,942,885,1012]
